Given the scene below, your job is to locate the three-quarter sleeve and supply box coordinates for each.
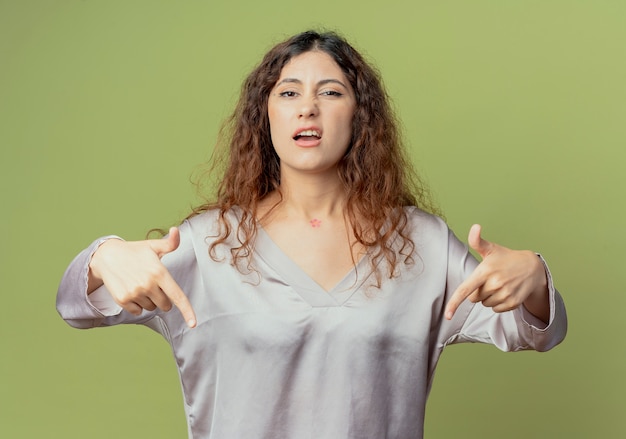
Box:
[440,228,567,352]
[56,222,198,330]
[56,236,128,329]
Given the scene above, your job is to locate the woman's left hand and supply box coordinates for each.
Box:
[445,224,550,323]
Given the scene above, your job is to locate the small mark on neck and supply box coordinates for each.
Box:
[310,218,322,228]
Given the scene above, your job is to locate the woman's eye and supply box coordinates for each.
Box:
[279,91,297,97]
[321,90,342,97]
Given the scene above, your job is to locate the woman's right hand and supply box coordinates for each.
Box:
[88,227,197,328]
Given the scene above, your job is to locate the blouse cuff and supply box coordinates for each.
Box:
[88,285,123,316]
[84,236,124,316]
[519,253,556,330]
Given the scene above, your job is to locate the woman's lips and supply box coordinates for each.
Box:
[294,135,322,147]
[293,128,322,148]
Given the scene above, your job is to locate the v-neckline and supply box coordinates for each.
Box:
[254,226,373,307]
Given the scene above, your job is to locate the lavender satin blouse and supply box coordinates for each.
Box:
[57,208,567,438]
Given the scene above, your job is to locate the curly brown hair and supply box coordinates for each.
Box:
[189,30,439,282]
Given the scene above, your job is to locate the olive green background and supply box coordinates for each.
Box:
[1,1,624,437]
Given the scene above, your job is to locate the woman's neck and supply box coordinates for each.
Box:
[259,170,348,225]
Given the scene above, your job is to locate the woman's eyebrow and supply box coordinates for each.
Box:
[275,78,349,89]
[318,78,348,88]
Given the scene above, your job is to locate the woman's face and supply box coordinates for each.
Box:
[267,50,356,177]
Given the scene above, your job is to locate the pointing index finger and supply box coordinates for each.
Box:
[445,270,485,320]
[159,272,196,328]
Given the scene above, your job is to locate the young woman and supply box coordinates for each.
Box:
[57,30,567,438]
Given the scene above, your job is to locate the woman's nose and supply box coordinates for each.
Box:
[298,96,318,118]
